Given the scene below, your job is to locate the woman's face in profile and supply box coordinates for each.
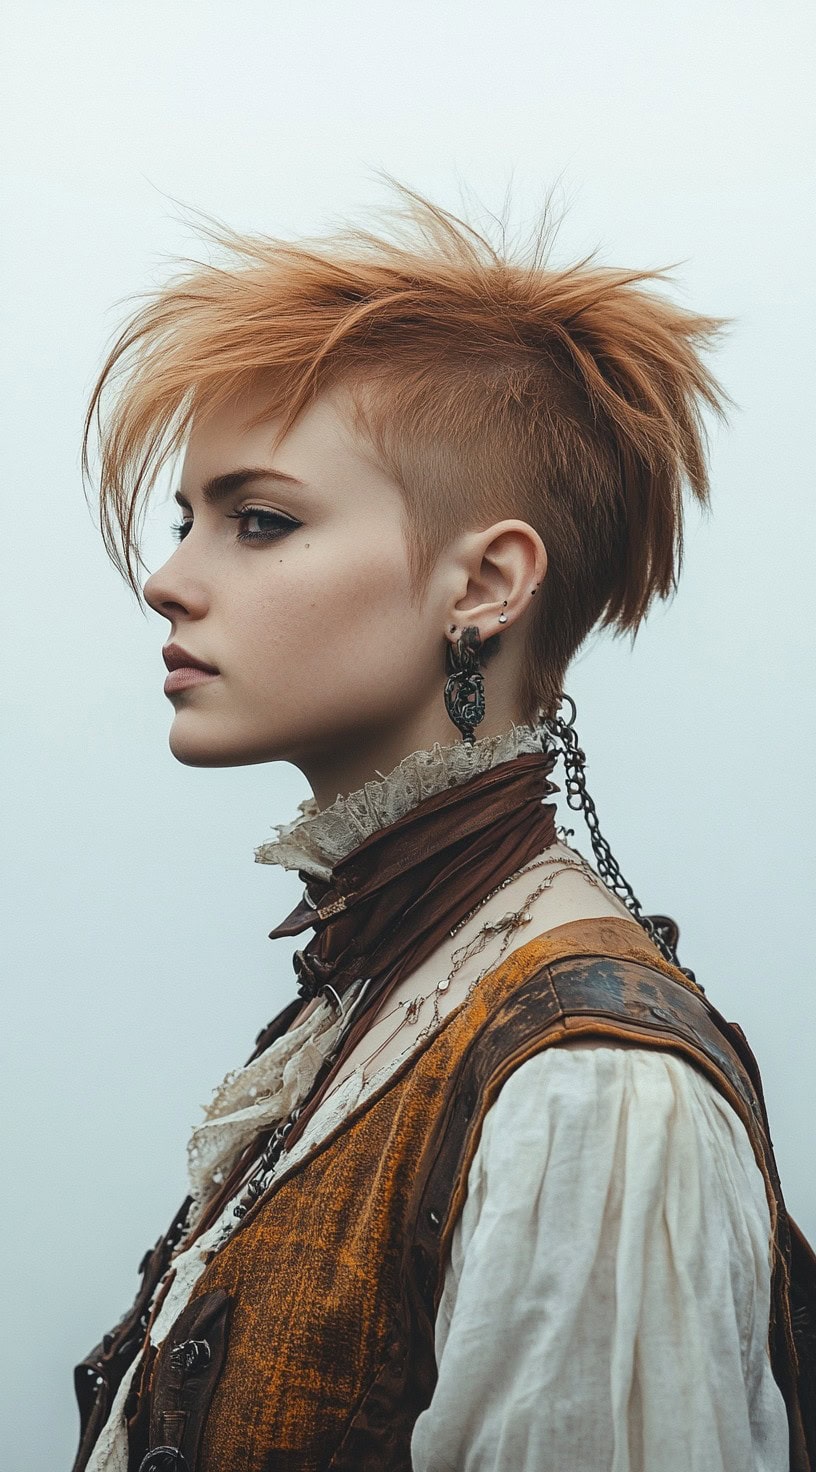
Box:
[142,384,453,796]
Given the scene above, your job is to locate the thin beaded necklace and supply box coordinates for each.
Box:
[317,845,608,1101]
[232,844,609,1221]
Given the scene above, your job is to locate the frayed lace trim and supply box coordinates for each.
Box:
[254,722,549,881]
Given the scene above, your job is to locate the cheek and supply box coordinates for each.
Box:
[239,538,430,699]
[304,529,415,628]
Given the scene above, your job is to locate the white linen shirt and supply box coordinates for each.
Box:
[410,1044,790,1472]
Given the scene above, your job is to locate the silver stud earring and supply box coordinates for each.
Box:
[498,600,508,624]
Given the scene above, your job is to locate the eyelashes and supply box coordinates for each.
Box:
[170,507,302,545]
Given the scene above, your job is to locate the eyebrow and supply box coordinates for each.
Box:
[173,467,306,509]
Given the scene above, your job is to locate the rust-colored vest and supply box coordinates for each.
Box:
[92,917,816,1471]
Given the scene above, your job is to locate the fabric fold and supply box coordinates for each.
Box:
[411,1046,790,1472]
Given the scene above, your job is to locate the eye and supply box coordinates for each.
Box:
[228,507,302,544]
[170,517,193,543]
[169,507,301,545]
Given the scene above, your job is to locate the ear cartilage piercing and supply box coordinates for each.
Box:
[498,599,508,625]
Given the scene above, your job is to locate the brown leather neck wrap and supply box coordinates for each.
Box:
[268,748,559,1006]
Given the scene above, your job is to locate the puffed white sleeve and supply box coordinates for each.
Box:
[410,1045,790,1472]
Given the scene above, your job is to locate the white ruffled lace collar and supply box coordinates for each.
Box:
[254,721,551,882]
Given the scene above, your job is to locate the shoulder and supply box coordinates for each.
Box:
[463,937,766,1157]
[485,1038,722,1115]
[481,1042,744,1136]
[471,1044,771,1240]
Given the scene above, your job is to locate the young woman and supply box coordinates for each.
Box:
[73,186,814,1472]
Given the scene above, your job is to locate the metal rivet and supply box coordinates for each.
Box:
[169,1338,211,1376]
[137,1451,188,1472]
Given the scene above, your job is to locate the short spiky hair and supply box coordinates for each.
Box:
[82,180,730,720]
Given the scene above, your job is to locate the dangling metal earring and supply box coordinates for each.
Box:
[444,625,485,745]
[537,694,697,986]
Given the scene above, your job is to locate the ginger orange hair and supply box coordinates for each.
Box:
[82,180,730,720]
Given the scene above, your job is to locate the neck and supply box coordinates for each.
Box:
[298,709,530,813]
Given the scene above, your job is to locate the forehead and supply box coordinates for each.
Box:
[180,383,386,495]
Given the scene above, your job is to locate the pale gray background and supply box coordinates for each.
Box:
[2,1,814,1465]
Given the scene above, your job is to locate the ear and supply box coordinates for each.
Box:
[448,520,547,639]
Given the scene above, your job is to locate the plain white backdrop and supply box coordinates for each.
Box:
[2,1,814,1464]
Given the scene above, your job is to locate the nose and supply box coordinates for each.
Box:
[143,551,208,623]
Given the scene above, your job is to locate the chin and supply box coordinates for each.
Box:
[168,726,241,768]
[167,722,283,769]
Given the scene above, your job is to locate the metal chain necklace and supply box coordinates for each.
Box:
[537,696,697,984]
[230,972,374,1223]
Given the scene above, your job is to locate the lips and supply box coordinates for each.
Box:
[164,665,219,695]
[162,642,220,674]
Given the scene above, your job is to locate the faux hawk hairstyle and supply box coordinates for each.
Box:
[82,179,730,721]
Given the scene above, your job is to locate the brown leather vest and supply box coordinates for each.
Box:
[76,917,816,1472]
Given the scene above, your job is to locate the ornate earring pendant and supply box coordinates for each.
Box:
[444,625,486,745]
